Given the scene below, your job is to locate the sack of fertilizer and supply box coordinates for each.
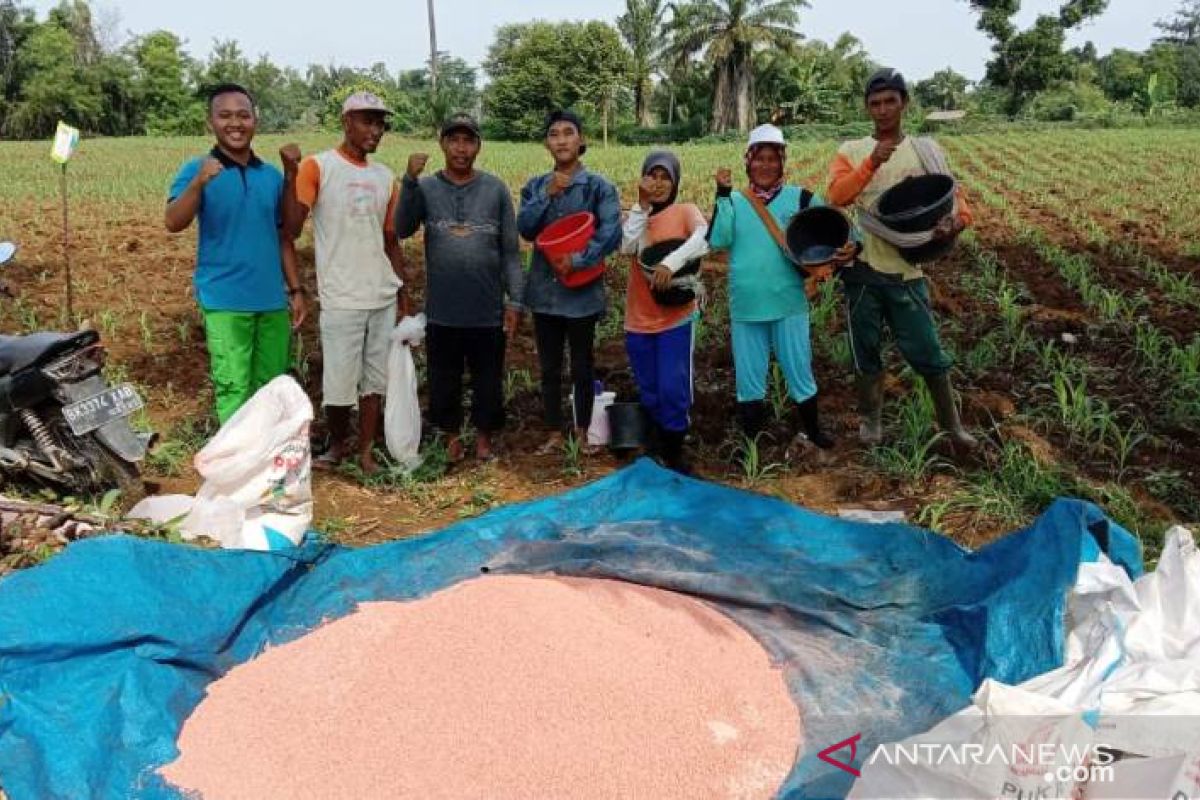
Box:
[385,314,425,469]
[848,526,1200,800]
[192,375,313,550]
[131,375,313,551]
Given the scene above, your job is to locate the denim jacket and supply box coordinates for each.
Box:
[517,166,622,318]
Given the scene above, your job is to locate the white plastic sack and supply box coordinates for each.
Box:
[128,376,313,551]
[569,388,616,446]
[385,313,425,469]
[848,526,1200,800]
[587,391,617,446]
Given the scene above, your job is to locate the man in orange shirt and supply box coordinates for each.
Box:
[826,69,977,453]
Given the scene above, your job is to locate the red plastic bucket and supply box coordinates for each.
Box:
[536,212,605,288]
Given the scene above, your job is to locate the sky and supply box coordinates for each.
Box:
[31,0,1181,82]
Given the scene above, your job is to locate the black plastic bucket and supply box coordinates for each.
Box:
[876,174,956,234]
[639,238,700,306]
[607,402,648,450]
[898,238,955,263]
[785,206,850,268]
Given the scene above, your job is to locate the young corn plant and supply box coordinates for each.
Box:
[562,433,584,478]
[1108,420,1147,482]
[502,368,535,404]
[868,382,946,482]
[1149,264,1200,308]
[15,300,40,333]
[457,486,499,519]
[996,281,1024,336]
[825,335,853,370]
[290,332,310,384]
[919,441,1074,532]
[1133,321,1172,376]
[963,331,1002,377]
[597,307,624,342]
[139,311,155,353]
[1144,469,1200,522]
[731,433,783,484]
[1170,338,1200,386]
[97,309,119,340]
[767,362,789,422]
[808,279,839,330]
[1048,373,1116,449]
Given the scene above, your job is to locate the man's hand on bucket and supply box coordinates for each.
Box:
[832,241,858,267]
[549,253,573,276]
[651,265,673,291]
[931,215,964,241]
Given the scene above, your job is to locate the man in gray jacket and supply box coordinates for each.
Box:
[395,114,525,462]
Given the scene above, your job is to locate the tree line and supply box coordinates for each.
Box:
[1,0,1198,142]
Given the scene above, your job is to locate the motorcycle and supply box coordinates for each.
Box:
[0,242,149,498]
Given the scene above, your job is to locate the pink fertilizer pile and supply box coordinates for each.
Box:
[161,575,802,799]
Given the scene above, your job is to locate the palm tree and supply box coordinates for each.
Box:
[617,0,668,126]
[665,0,807,133]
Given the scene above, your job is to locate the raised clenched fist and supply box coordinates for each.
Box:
[406,152,429,180]
[197,157,223,186]
[547,170,573,197]
[279,143,302,173]
[870,139,898,168]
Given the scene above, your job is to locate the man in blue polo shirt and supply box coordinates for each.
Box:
[165,83,307,423]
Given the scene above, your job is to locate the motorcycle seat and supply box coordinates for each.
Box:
[0,331,100,376]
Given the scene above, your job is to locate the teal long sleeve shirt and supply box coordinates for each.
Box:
[709,186,827,323]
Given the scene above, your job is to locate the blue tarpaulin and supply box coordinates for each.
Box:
[0,459,1141,799]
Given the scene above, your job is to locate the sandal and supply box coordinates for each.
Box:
[312,450,343,471]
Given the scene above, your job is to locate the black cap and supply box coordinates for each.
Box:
[543,109,586,155]
[865,68,909,100]
[440,113,481,140]
[544,109,584,138]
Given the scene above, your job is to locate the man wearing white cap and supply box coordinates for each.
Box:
[282,91,409,474]
[709,124,855,452]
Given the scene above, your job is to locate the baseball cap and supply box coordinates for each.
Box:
[342,91,394,116]
[440,113,481,139]
[543,109,587,156]
[864,68,909,100]
[746,124,786,150]
[543,109,584,138]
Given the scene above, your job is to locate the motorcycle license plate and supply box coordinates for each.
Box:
[62,383,143,436]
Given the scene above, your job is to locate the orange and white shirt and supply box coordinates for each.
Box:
[827,136,973,281]
[620,203,708,334]
[296,147,400,310]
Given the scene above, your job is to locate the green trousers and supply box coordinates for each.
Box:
[202,309,292,424]
[843,278,953,377]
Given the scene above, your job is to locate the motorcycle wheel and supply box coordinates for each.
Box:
[46,411,145,504]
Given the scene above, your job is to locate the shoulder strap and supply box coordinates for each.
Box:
[799,188,814,211]
[911,136,951,176]
[743,191,791,257]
